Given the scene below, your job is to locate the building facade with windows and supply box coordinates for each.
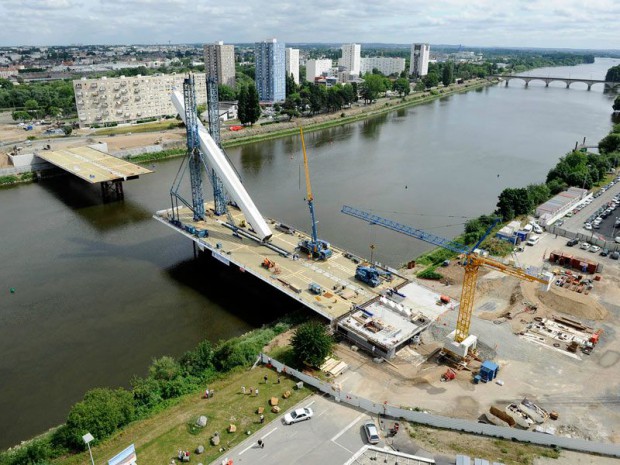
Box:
[410,43,430,77]
[73,73,207,127]
[254,39,286,102]
[203,41,236,88]
[305,59,333,82]
[338,43,361,75]
[360,57,406,76]
[285,47,300,85]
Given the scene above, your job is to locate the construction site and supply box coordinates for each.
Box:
[152,73,620,453]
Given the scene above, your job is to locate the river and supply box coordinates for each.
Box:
[0,57,617,449]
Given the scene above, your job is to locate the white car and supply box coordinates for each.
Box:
[616,237,620,244]
[590,245,601,253]
[284,407,313,425]
[362,420,380,444]
[580,242,591,250]
[584,223,592,230]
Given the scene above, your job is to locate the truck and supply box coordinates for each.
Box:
[355,265,391,288]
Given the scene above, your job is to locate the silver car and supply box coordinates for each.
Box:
[362,420,380,444]
[283,407,313,425]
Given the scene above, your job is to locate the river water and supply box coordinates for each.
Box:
[0,58,617,449]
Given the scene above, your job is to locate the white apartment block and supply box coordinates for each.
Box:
[338,43,361,75]
[285,48,300,85]
[74,73,207,127]
[410,43,430,77]
[360,57,406,76]
[305,59,333,82]
[204,41,236,88]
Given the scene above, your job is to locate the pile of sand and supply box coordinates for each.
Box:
[521,281,609,321]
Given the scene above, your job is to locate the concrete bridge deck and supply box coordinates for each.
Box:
[154,203,410,322]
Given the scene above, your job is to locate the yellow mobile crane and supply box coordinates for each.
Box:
[341,206,553,357]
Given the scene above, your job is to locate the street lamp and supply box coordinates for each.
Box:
[582,164,591,190]
[83,433,95,465]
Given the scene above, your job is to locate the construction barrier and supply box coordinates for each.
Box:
[260,353,620,458]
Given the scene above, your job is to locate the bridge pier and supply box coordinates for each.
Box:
[587,84,592,91]
[566,82,570,89]
[524,81,528,88]
[545,82,549,87]
[505,80,509,87]
[101,180,124,203]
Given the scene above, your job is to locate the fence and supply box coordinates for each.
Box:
[547,224,620,253]
[260,353,620,458]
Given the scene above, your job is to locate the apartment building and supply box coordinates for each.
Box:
[74,73,207,127]
[254,39,286,102]
[285,47,300,85]
[305,59,333,82]
[203,41,236,88]
[410,43,430,77]
[360,57,406,76]
[338,43,361,75]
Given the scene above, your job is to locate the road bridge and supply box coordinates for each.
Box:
[496,75,620,91]
[36,145,152,201]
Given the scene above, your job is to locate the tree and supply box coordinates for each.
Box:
[149,355,181,381]
[63,388,134,450]
[526,183,551,207]
[605,65,620,82]
[360,74,386,104]
[393,78,410,97]
[496,187,532,220]
[285,73,297,97]
[237,85,248,124]
[614,95,620,112]
[62,125,73,136]
[0,77,13,89]
[414,81,426,92]
[308,83,326,114]
[599,133,620,154]
[442,64,454,87]
[180,340,214,376]
[291,321,333,367]
[12,110,31,121]
[218,84,236,101]
[422,73,439,89]
[245,84,261,125]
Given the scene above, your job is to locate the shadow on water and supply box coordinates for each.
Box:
[361,113,388,139]
[240,139,276,174]
[166,253,306,326]
[38,175,153,232]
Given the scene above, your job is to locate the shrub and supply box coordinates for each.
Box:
[180,340,214,376]
[417,267,443,280]
[63,388,135,450]
[149,356,181,381]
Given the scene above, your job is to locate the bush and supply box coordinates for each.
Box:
[213,327,280,372]
[180,340,214,376]
[291,321,333,368]
[417,267,443,280]
[63,388,135,450]
[149,356,181,381]
[0,175,18,185]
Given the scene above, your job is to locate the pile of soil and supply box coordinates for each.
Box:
[522,281,609,321]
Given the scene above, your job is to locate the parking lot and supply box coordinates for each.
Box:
[213,395,384,465]
[557,175,620,244]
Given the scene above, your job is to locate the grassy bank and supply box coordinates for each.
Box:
[94,120,182,136]
[0,171,34,186]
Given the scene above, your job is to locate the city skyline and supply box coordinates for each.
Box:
[0,0,618,49]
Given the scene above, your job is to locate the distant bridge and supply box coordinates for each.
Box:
[495,75,620,91]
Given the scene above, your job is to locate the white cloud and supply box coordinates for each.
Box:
[0,0,617,48]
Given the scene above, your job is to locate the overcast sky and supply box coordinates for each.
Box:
[0,0,618,49]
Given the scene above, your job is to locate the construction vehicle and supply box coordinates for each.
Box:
[308,283,323,295]
[297,127,332,260]
[341,205,553,359]
[355,265,391,287]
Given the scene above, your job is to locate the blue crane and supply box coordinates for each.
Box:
[341,205,551,350]
[298,127,332,260]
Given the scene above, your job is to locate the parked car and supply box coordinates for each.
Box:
[527,235,540,246]
[566,238,578,247]
[616,237,620,244]
[611,251,620,260]
[284,407,313,425]
[580,242,591,251]
[590,245,601,253]
[584,223,592,230]
[600,248,609,257]
[556,220,564,226]
[362,420,380,444]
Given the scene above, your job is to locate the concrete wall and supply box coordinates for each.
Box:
[260,353,620,458]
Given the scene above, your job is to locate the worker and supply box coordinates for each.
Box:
[259,414,264,424]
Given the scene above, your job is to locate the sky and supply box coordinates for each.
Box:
[0,0,618,49]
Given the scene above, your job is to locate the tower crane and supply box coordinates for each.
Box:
[298,127,332,260]
[341,205,553,358]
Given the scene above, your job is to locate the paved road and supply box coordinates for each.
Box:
[211,394,383,465]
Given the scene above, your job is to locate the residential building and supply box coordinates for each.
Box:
[305,59,333,82]
[338,43,361,75]
[410,43,430,77]
[0,67,19,78]
[285,47,300,85]
[254,39,286,102]
[360,57,406,76]
[73,73,207,127]
[203,41,236,88]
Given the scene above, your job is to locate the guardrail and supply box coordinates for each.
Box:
[259,353,620,457]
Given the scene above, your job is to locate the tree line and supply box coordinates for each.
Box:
[0,78,76,120]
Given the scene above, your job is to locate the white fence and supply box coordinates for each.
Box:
[260,353,620,458]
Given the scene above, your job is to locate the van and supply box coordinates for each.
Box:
[533,224,543,234]
[527,235,540,246]
[523,224,533,233]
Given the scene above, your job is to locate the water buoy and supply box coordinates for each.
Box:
[10,288,15,294]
